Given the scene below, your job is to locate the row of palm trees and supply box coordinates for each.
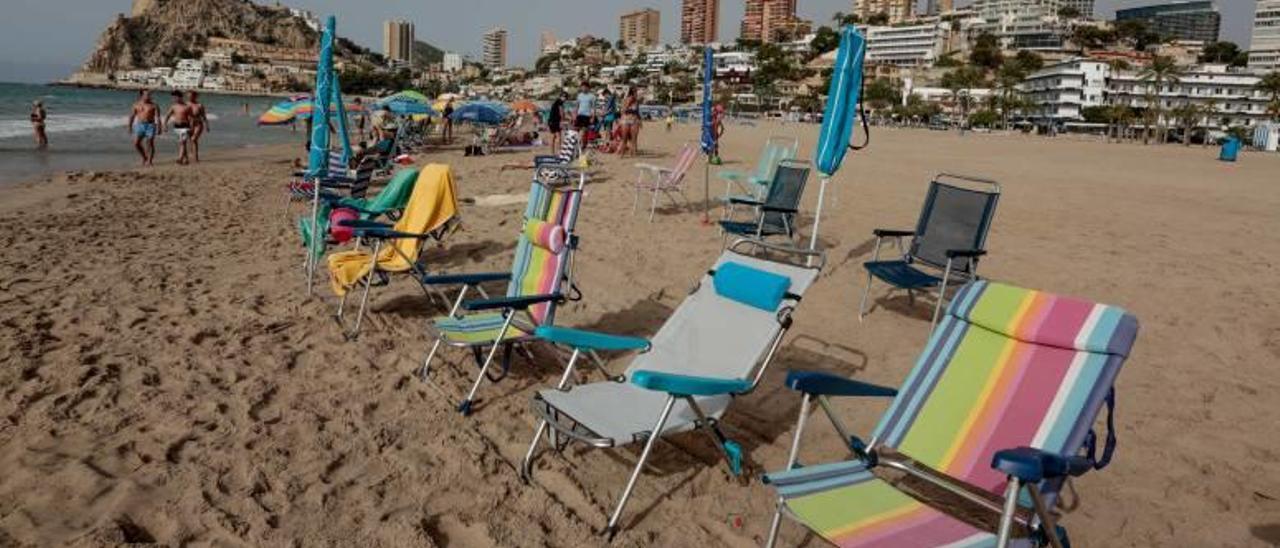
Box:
[1114,57,1280,145]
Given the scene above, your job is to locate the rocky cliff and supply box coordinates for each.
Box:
[80,0,357,73]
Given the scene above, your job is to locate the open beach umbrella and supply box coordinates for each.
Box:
[510,99,540,114]
[257,97,364,125]
[700,46,716,223]
[390,89,431,103]
[377,96,437,116]
[809,25,867,255]
[450,101,510,124]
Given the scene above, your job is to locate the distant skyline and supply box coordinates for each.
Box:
[0,0,1260,83]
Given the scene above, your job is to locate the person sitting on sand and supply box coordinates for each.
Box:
[164,90,195,165]
[188,91,209,163]
[128,89,160,167]
[30,100,48,150]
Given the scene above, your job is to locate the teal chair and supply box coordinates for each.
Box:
[718,136,799,203]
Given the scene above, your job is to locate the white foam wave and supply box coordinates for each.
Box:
[0,113,128,140]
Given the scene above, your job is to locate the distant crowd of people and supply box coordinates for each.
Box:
[548,82,645,157]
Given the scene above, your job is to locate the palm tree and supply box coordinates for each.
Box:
[942,67,985,132]
[1257,71,1280,122]
[1106,104,1134,142]
[1170,103,1201,146]
[995,64,1025,130]
[1137,55,1184,144]
[1200,98,1219,147]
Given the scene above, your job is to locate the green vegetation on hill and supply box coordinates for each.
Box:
[413,40,444,67]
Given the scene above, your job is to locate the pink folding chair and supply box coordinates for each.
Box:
[632,142,698,222]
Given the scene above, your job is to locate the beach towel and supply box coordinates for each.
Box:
[327,164,458,295]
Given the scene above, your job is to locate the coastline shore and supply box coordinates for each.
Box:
[1,123,1278,546]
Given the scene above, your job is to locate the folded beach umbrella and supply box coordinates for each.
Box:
[808,25,866,255]
[450,101,510,125]
[700,46,716,223]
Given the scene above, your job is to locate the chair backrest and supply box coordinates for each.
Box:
[382,164,459,268]
[753,136,800,182]
[363,167,419,215]
[348,155,379,198]
[760,160,811,232]
[557,130,580,163]
[871,280,1139,498]
[624,246,822,385]
[908,174,1000,273]
[664,143,700,186]
[506,175,585,326]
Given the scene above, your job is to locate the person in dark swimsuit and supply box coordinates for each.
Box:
[548,92,566,154]
[188,91,209,163]
[442,99,455,144]
[30,101,48,150]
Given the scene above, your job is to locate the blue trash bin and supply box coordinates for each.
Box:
[1219,137,1240,162]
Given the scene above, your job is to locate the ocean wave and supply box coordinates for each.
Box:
[0,113,127,139]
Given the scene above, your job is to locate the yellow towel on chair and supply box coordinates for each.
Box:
[327,164,459,295]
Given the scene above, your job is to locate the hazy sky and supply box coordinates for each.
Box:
[0,0,1259,83]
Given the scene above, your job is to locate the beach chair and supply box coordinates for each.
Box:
[763,280,1139,548]
[860,174,1000,329]
[718,135,799,203]
[283,153,377,222]
[718,160,811,245]
[418,171,586,416]
[520,239,824,540]
[632,142,699,222]
[533,130,586,184]
[298,166,419,261]
[326,164,460,339]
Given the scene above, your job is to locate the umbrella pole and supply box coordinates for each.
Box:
[306,177,321,296]
[808,175,830,266]
[701,156,711,225]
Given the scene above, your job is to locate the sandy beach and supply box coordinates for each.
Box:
[1,123,1278,547]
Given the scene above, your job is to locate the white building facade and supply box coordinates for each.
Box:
[857,22,952,67]
[1106,64,1272,128]
[1249,0,1280,71]
[443,52,463,72]
[970,0,1065,51]
[1021,58,1109,121]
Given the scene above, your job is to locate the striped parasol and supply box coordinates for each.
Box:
[257,97,365,126]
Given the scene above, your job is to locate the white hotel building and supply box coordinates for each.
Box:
[1249,0,1280,71]
[1021,58,1110,122]
[857,22,952,67]
[1105,64,1272,128]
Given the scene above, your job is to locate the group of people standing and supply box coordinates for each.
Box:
[127,89,209,167]
[547,82,643,157]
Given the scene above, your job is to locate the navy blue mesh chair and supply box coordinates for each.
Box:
[859,173,1000,329]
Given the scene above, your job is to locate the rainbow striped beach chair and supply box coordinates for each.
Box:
[418,172,585,416]
[764,280,1139,548]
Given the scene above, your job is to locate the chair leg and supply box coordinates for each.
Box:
[521,418,549,483]
[420,337,443,382]
[767,392,812,548]
[346,241,381,340]
[858,271,874,321]
[458,312,514,416]
[605,395,677,541]
[648,185,660,222]
[995,479,1022,548]
[931,260,953,331]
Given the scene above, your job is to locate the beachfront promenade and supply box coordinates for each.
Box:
[0,124,1277,546]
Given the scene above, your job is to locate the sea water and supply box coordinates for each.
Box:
[0,82,310,183]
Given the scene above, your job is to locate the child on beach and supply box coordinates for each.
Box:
[128,89,159,167]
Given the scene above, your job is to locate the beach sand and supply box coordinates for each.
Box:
[1,124,1278,547]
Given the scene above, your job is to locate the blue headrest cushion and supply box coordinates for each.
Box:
[713,262,792,311]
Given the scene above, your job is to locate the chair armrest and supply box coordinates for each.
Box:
[462,293,562,311]
[634,163,670,173]
[534,326,651,352]
[945,249,987,259]
[717,170,746,181]
[352,227,438,240]
[339,219,393,230]
[761,205,798,214]
[727,196,764,206]
[419,272,512,286]
[784,371,897,397]
[630,370,751,397]
[991,447,1093,483]
[873,229,915,238]
[332,201,384,215]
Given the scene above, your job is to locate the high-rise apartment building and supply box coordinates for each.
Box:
[681,0,719,44]
[383,19,415,64]
[1114,1,1221,43]
[1249,0,1280,71]
[971,0,1065,50]
[742,0,807,43]
[854,0,914,24]
[482,27,508,68]
[620,8,661,49]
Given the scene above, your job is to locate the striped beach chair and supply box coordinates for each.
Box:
[764,280,1139,548]
[418,171,586,416]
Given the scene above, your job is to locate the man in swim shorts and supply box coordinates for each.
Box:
[165,90,195,165]
[188,90,209,163]
[128,89,160,167]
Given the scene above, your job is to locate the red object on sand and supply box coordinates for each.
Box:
[329,208,359,243]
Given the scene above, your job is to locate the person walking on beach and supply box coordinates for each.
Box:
[128,89,159,167]
[164,90,195,165]
[619,86,641,157]
[548,92,566,154]
[30,100,48,150]
[442,99,455,144]
[188,91,209,163]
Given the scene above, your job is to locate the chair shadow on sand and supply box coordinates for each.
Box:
[1252,523,1280,546]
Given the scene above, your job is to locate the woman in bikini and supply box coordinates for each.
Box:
[30,101,48,150]
[620,87,641,157]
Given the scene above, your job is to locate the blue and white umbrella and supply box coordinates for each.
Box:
[377,97,437,116]
[700,46,716,223]
[450,101,510,125]
[809,25,867,254]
